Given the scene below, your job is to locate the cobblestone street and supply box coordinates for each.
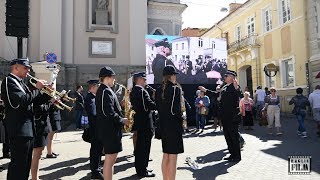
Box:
[1,116,320,180]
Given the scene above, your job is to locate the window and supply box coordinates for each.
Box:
[198,38,203,47]
[182,43,185,50]
[235,25,241,42]
[279,0,291,24]
[212,41,216,49]
[315,1,319,34]
[175,55,177,61]
[281,58,294,87]
[176,44,178,50]
[263,7,273,32]
[247,17,255,35]
[182,55,185,60]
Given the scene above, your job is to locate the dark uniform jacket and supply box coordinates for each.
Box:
[220,83,243,125]
[75,91,84,111]
[130,85,156,131]
[155,81,183,133]
[96,84,124,153]
[84,92,97,118]
[151,54,207,84]
[33,102,51,135]
[0,74,49,138]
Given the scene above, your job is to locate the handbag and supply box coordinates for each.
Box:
[259,110,268,126]
[82,127,91,143]
[199,106,209,116]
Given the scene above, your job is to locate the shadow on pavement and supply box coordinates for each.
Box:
[242,117,320,174]
[40,157,88,171]
[39,157,89,179]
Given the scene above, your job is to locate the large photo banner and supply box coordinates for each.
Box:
[146,35,227,84]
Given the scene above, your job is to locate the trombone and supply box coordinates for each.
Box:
[27,74,74,112]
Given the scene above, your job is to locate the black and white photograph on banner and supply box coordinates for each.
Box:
[146,35,227,84]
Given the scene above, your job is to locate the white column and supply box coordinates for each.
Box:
[129,0,148,66]
[39,0,62,62]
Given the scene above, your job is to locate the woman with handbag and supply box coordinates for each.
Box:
[155,65,184,180]
[239,91,254,130]
[195,90,210,133]
[262,87,282,135]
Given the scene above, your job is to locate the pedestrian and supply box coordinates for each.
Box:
[289,88,310,138]
[1,58,49,180]
[130,72,157,178]
[239,91,254,130]
[308,85,320,137]
[265,87,271,96]
[96,66,129,180]
[155,65,184,180]
[254,86,266,120]
[75,85,84,130]
[195,90,210,133]
[84,80,103,179]
[263,87,282,135]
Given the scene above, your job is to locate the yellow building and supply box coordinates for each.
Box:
[202,0,309,112]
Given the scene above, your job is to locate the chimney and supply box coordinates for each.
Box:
[229,3,242,13]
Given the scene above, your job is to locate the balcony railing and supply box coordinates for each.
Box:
[227,34,259,54]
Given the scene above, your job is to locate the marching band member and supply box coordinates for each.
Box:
[0,58,49,180]
[84,79,103,179]
[46,104,62,158]
[31,101,51,180]
[96,66,129,180]
[130,72,156,178]
[155,65,184,180]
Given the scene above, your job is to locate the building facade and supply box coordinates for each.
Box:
[202,0,309,112]
[0,0,186,90]
[307,0,320,90]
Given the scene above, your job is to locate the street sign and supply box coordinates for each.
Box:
[46,64,58,70]
[45,52,57,64]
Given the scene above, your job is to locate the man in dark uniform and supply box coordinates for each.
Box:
[84,80,103,179]
[151,38,220,84]
[0,58,49,180]
[219,70,243,162]
[75,85,84,129]
[130,72,156,178]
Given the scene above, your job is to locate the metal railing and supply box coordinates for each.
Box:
[228,34,259,54]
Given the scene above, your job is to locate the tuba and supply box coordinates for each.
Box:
[27,74,74,111]
[116,83,135,133]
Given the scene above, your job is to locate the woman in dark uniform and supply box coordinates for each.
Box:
[31,101,50,180]
[96,66,129,180]
[155,65,184,180]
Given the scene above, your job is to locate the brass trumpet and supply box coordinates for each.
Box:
[27,74,74,112]
[55,90,76,103]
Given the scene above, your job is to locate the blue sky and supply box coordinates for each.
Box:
[181,0,247,28]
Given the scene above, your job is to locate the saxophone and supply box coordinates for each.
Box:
[116,83,135,133]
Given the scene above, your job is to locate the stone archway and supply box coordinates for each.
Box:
[238,65,253,94]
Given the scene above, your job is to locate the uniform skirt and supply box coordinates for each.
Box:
[161,130,184,154]
[34,121,48,148]
[49,119,61,132]
[243,111,254,126]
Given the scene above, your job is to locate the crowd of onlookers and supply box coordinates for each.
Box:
[190,84,320,139]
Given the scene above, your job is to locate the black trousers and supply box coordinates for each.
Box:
[223,123,241,159]
[7,137,34,180]
[89,117,103,175]
[3,123,10,155]
[135,129,153,175]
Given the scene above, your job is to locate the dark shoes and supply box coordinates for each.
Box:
[137,171,156,178]
[46,152,59,158]
[223,156,241,162]
[91,172,104,179]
